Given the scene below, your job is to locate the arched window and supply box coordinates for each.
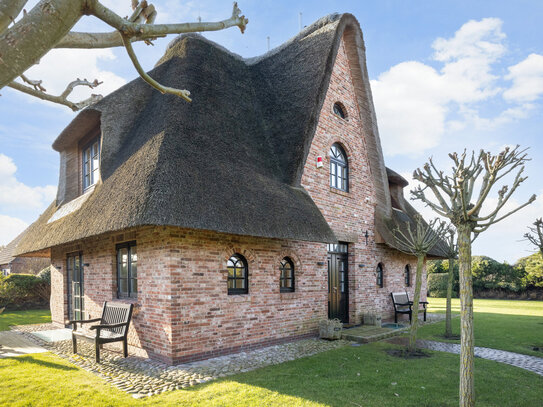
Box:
[279,257,295,292]
[330,143,348,191]
[227,254,248,295]
[404,265,411,287]
[376,263,384,288]
[333,102,346,119]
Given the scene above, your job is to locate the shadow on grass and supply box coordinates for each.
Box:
[0,354,77,371]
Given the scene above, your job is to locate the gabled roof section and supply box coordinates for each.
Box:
[0,229,27,265]
[16,13,392,255]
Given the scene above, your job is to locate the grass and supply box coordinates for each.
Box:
[0,342,541,406]
[0,309,51,331]
[419,298,543,356]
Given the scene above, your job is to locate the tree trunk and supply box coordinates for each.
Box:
[445,256,454,337]
[0,0,84,88]
[408,254,425,353]
[458,224,474,407]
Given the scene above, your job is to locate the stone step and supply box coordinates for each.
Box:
[342,325,408,344]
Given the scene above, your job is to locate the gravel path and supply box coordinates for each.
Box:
[418,340,543,376]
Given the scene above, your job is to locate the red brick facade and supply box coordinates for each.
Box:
[48,35,425,364]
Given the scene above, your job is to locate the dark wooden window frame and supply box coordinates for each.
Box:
[116,241,137,299]
[333,102,347,119]
[82,137,101,191]
[330,143,349,192]
[376,262,384,288]
[279,257,295,293]
[227,254,248,295]
[405,264,411,287]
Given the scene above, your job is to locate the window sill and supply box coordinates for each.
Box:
[329,187,351,197]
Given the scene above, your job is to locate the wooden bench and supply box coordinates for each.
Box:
[390,291,428,324]
[68,301,133,363]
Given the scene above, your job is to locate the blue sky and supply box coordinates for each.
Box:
[1,0,542,262]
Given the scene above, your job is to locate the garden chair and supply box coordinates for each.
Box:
[68,301,133,363]
[390,291,427,324]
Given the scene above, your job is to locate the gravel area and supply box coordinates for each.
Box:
[12,324,350,399]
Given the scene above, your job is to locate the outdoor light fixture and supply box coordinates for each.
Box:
[359,264,365,268]
[83,263,90,267]
[364,230,369,245]
[317,261,325,266]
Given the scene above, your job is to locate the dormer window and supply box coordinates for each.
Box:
[83,138,100,190]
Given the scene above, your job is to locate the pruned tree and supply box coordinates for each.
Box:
[0,0,248,110]
[444,227,458,338]
[412,145,536,407]
[392,215,447,353]
[524,218,543,255]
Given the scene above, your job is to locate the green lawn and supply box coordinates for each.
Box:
[0,342,541,407]
[0,309,51,331]
[419,298,543,356]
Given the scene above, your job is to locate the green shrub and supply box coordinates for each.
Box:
[427,273,455,298]
[0,273,50,308]
[37,266,51,284]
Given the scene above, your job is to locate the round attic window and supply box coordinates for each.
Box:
[333,102,346,119]
[334,102,347,119]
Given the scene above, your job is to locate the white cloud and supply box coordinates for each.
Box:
[503,53,543,103]
[0,154,56,210]
[0,215,28,246]
[372,18,541,157]
[21,48,126,107]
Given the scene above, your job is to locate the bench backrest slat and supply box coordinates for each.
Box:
[100,301,133,337]
[391,292,410,311]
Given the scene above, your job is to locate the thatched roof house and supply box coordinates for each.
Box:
[16,13,445,364]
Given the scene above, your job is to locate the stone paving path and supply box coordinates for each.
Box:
[0,331,47,358]
[11,324,350,399]
[418,340,543,377]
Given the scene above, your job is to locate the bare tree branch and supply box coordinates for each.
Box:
[8,77,103,111]
[524,218,543,254]
[120,32,191,102]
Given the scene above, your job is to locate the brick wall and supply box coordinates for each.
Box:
[300,36,426,324]
[50,226,329,364]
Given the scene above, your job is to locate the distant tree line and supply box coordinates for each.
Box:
[428,252,543,299]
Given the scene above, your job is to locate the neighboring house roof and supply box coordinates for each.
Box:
[0,230,26,265]
[15,13,444,258]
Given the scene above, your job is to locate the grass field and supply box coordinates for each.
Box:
[419,298,543,356]
[0,309,51,331]
[0,341,541,407]
[0,303,541,406]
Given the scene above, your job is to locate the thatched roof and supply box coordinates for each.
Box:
[0,230,26,265]
[16,13,443,258]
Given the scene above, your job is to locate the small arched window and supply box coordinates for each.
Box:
[227,254,248,295]
[279,257,295,292]
[330,143,348,191]
[333,102,346,119]
[376,263,384,288]
[404,265,411,287]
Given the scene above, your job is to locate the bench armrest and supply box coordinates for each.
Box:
[67,318,101,331]
[419,301,429,305]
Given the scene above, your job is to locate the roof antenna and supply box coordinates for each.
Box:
[267,36,270,52]
[299,12,302,31]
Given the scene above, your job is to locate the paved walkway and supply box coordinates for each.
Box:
[0,331,47,358]
[418,340,543,377]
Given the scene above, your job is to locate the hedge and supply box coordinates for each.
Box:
[0,273,50,309]
[427,273,455,298]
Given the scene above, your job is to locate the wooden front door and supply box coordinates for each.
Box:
[67,253,84,321]
[327,243,348,323]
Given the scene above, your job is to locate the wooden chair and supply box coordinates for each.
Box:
[390,291,427,324]
[68,301,133,363]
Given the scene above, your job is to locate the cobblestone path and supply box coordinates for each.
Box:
[418,340,543,376]
[12,325,349,398]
